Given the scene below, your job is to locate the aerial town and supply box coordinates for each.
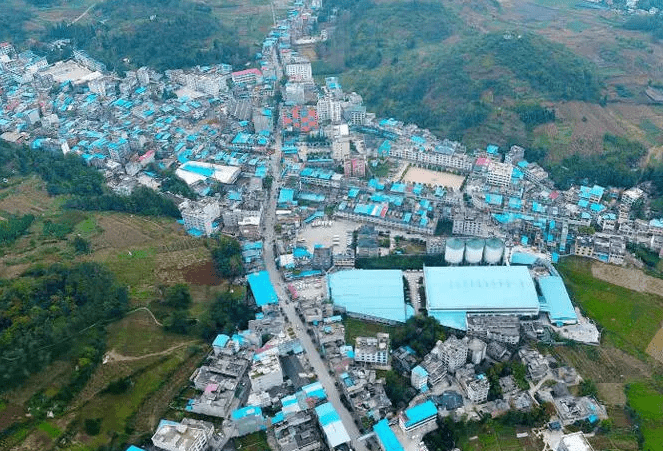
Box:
[1,1,659,451]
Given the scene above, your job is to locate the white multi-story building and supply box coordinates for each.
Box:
[180,199,221,236]
[249,348,283,392]
[151,418,214,451]
[487,161,513,188]
[285,61,313,82]
[557,432,595,451]
[436,335,468,373]
[388,145,473,172]
[462,374,489,404]
[410,365,429,390]
[452,214,486,236]
[317,96,342,123]
[354,333,390,366]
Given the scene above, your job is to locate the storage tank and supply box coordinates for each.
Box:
[468,338,487,365]
[444,238,465,265]
[484,238,505,265]
[464,238,485,265]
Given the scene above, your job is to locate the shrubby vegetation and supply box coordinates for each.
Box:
[0,262,129,391]
[46,0,250,71]
[543,134,647,189]
[322,9,602,139]
[356,254,444,270]
[0,5,32,42]
[391,315,446,357]
[211,235,244,278]
[0,214,35,246]
[64,186,181,218]
[515,104,556,128]
[201,289,255,339]
[381,370,415,408]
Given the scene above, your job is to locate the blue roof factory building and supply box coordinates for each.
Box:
[327,270,414,324]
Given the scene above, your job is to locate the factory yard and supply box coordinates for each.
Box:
[401,167,465,190]
[296,218,356,253]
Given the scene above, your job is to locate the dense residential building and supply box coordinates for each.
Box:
[410,365,429,390]
[487,161,513,188]
[281,105,318,133]
[180,199,221,236]
[354,333,390,367]
[399,401,438,436]
[151,418,214,451]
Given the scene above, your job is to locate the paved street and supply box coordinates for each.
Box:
[261,135,368,451]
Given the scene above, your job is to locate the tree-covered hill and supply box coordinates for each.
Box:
[0,262,129,390]
[320,15,602,140]
[46,0,250,71]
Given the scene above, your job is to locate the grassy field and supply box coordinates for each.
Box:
[557,257,663,356]
[343,317,396,345]
[626,381,663,450]
[554,256,663,450]
[454,423,543,451]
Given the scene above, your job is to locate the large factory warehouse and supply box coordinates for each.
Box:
[327,259,578,330]
[424,266,541,330]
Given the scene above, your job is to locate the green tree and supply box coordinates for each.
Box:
[165,283,192,310]
[211,235,243,278]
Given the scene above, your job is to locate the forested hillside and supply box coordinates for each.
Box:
[46,0,250,71]
[0,263,129,390]
[319,22,602,140]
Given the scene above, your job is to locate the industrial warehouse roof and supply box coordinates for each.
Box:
[373,419,404,451]
[327,270,412,323]
[537,276,578,325]
[402,400,437,428]
[247,271,279,307]
[424,266,540,315]
[315,402,351,448]
[175,161,240,185]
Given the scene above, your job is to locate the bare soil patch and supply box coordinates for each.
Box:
[183,260,224,285]
[597,382,627,406]
[591,261,663,298]
[401,167,466,189]
[646,326,663,365]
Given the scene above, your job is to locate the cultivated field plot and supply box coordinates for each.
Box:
[557,257,663,354]
[401,167,465,190]
[0,176,61,215]
[592,260,663,297]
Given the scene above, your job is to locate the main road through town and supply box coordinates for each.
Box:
[261,133,368,451]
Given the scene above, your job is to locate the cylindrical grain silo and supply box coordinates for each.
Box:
[464,238,485,265]
[444,238,465,265]
[484,238,505,265]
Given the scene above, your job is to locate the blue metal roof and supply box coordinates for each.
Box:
[315,402,340,426]
[232,405,263,420]
[247,271,279,307]
[374,419,404,451]
[402,401,437,427]
[537,276,578,324]
[428,310,468,330]
[510,252,538,266]
[213,334,230,348]
[328,270,410,323]
[424,266,540,315]
[412,365,428,377]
